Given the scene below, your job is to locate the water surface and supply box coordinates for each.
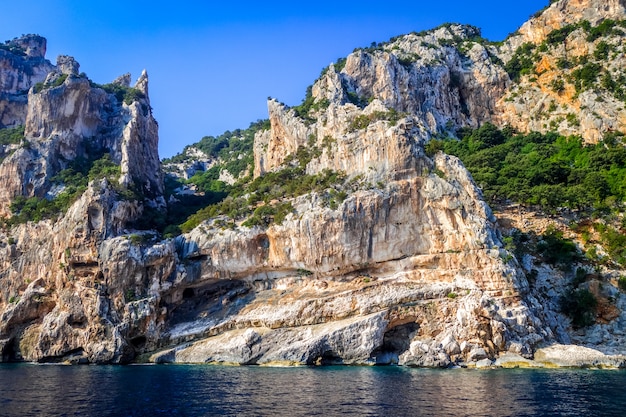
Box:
[1,364,624,416]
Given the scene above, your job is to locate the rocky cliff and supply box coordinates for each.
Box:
[0,35,54,131]
[497,0,626,142]
[0,36,166,363]
[1,1,626,367]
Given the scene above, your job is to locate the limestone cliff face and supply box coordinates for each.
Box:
[119,71,164,202]
[152,40,552,364]
[516,0,626,45]
[0,38,166,363]
[255,24,509,180]
[148,150,548,366]
[0,35,54,129]
[150,1,626,367]
[0,179,174,363]
[0,57,163,216]
[0,35,51,94]
[2,1,626,367]
[496,0,626,142]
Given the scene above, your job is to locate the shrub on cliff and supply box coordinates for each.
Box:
[0,125,24,146]
[9,153,124,224]
[504,43,537,81]
[537,226,581,269]
[179,166,346,233]
[561,288,597,328]
[429,126,626,213]
[33,74,68,93]
[99,83,145,105]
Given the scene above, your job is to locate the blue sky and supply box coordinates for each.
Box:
[0,1,548,157]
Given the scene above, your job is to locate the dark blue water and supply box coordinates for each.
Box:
[1,364,625,417]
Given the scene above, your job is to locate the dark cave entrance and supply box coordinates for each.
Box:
[372,322,420,364]
[1,338,19,362]
[182,288,195,299]
[130,336,147,350]
[311,350,343,366]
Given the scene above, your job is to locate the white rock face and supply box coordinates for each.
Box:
[119,71,164,202]
[0,36,53,95]
[496,0,626,142]
[0,180,172,363]
[0,38,166,363]
[517,0,626,45]
[533,344,626,368]
[153,312,388,365]
[2,2,626,366]
[255,24,509,180]
[0,62,164,216]
[0,35,54,129]
[150,145,546,366]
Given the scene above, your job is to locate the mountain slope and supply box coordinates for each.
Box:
[1,0,626,367]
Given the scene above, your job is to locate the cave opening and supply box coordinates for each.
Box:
[371,321,420,364]
[130,336,147,350]
[182,288,195,299]
[312,349,343,366]
[1,338,19,362]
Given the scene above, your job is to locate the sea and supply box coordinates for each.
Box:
[1,364,625,416]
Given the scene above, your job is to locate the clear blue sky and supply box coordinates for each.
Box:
[0,1,548,157]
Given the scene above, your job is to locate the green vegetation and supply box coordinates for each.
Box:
[33,74,68,93]
[0,43,26,56]
[9,152,123,224]
[297,269,314,277]
[0,125,24,146]
[569,220,626,268]
[186,166,229,194]
[242,201,294,228]
[162,121,276,235]
[99,83,146,105]
[537,226,580,270]
[166,119,269,179]
[397,53,420,69]
[334,57,347,72]
[503,19,626,104]
[585,19,626,42]
[124,289,138,303]
[180,166,346,233]
[593,41,611,60]
[292,86,331,123]
[428,124,626,270]
[177,130,348,234]
[0,126,23,164]
[500,228,584,271]
[504,42,537,82]
[345,90,370,108]
[550,79,565,94]
[593,222,626,266]
[128,233,152,246]
[545,23,580,45]
[426,124,626,213]
[561,287,597,328]
[162,117,351,235]
[569,62,602,93]
[348,109,404,131]
[162,175,227,234]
